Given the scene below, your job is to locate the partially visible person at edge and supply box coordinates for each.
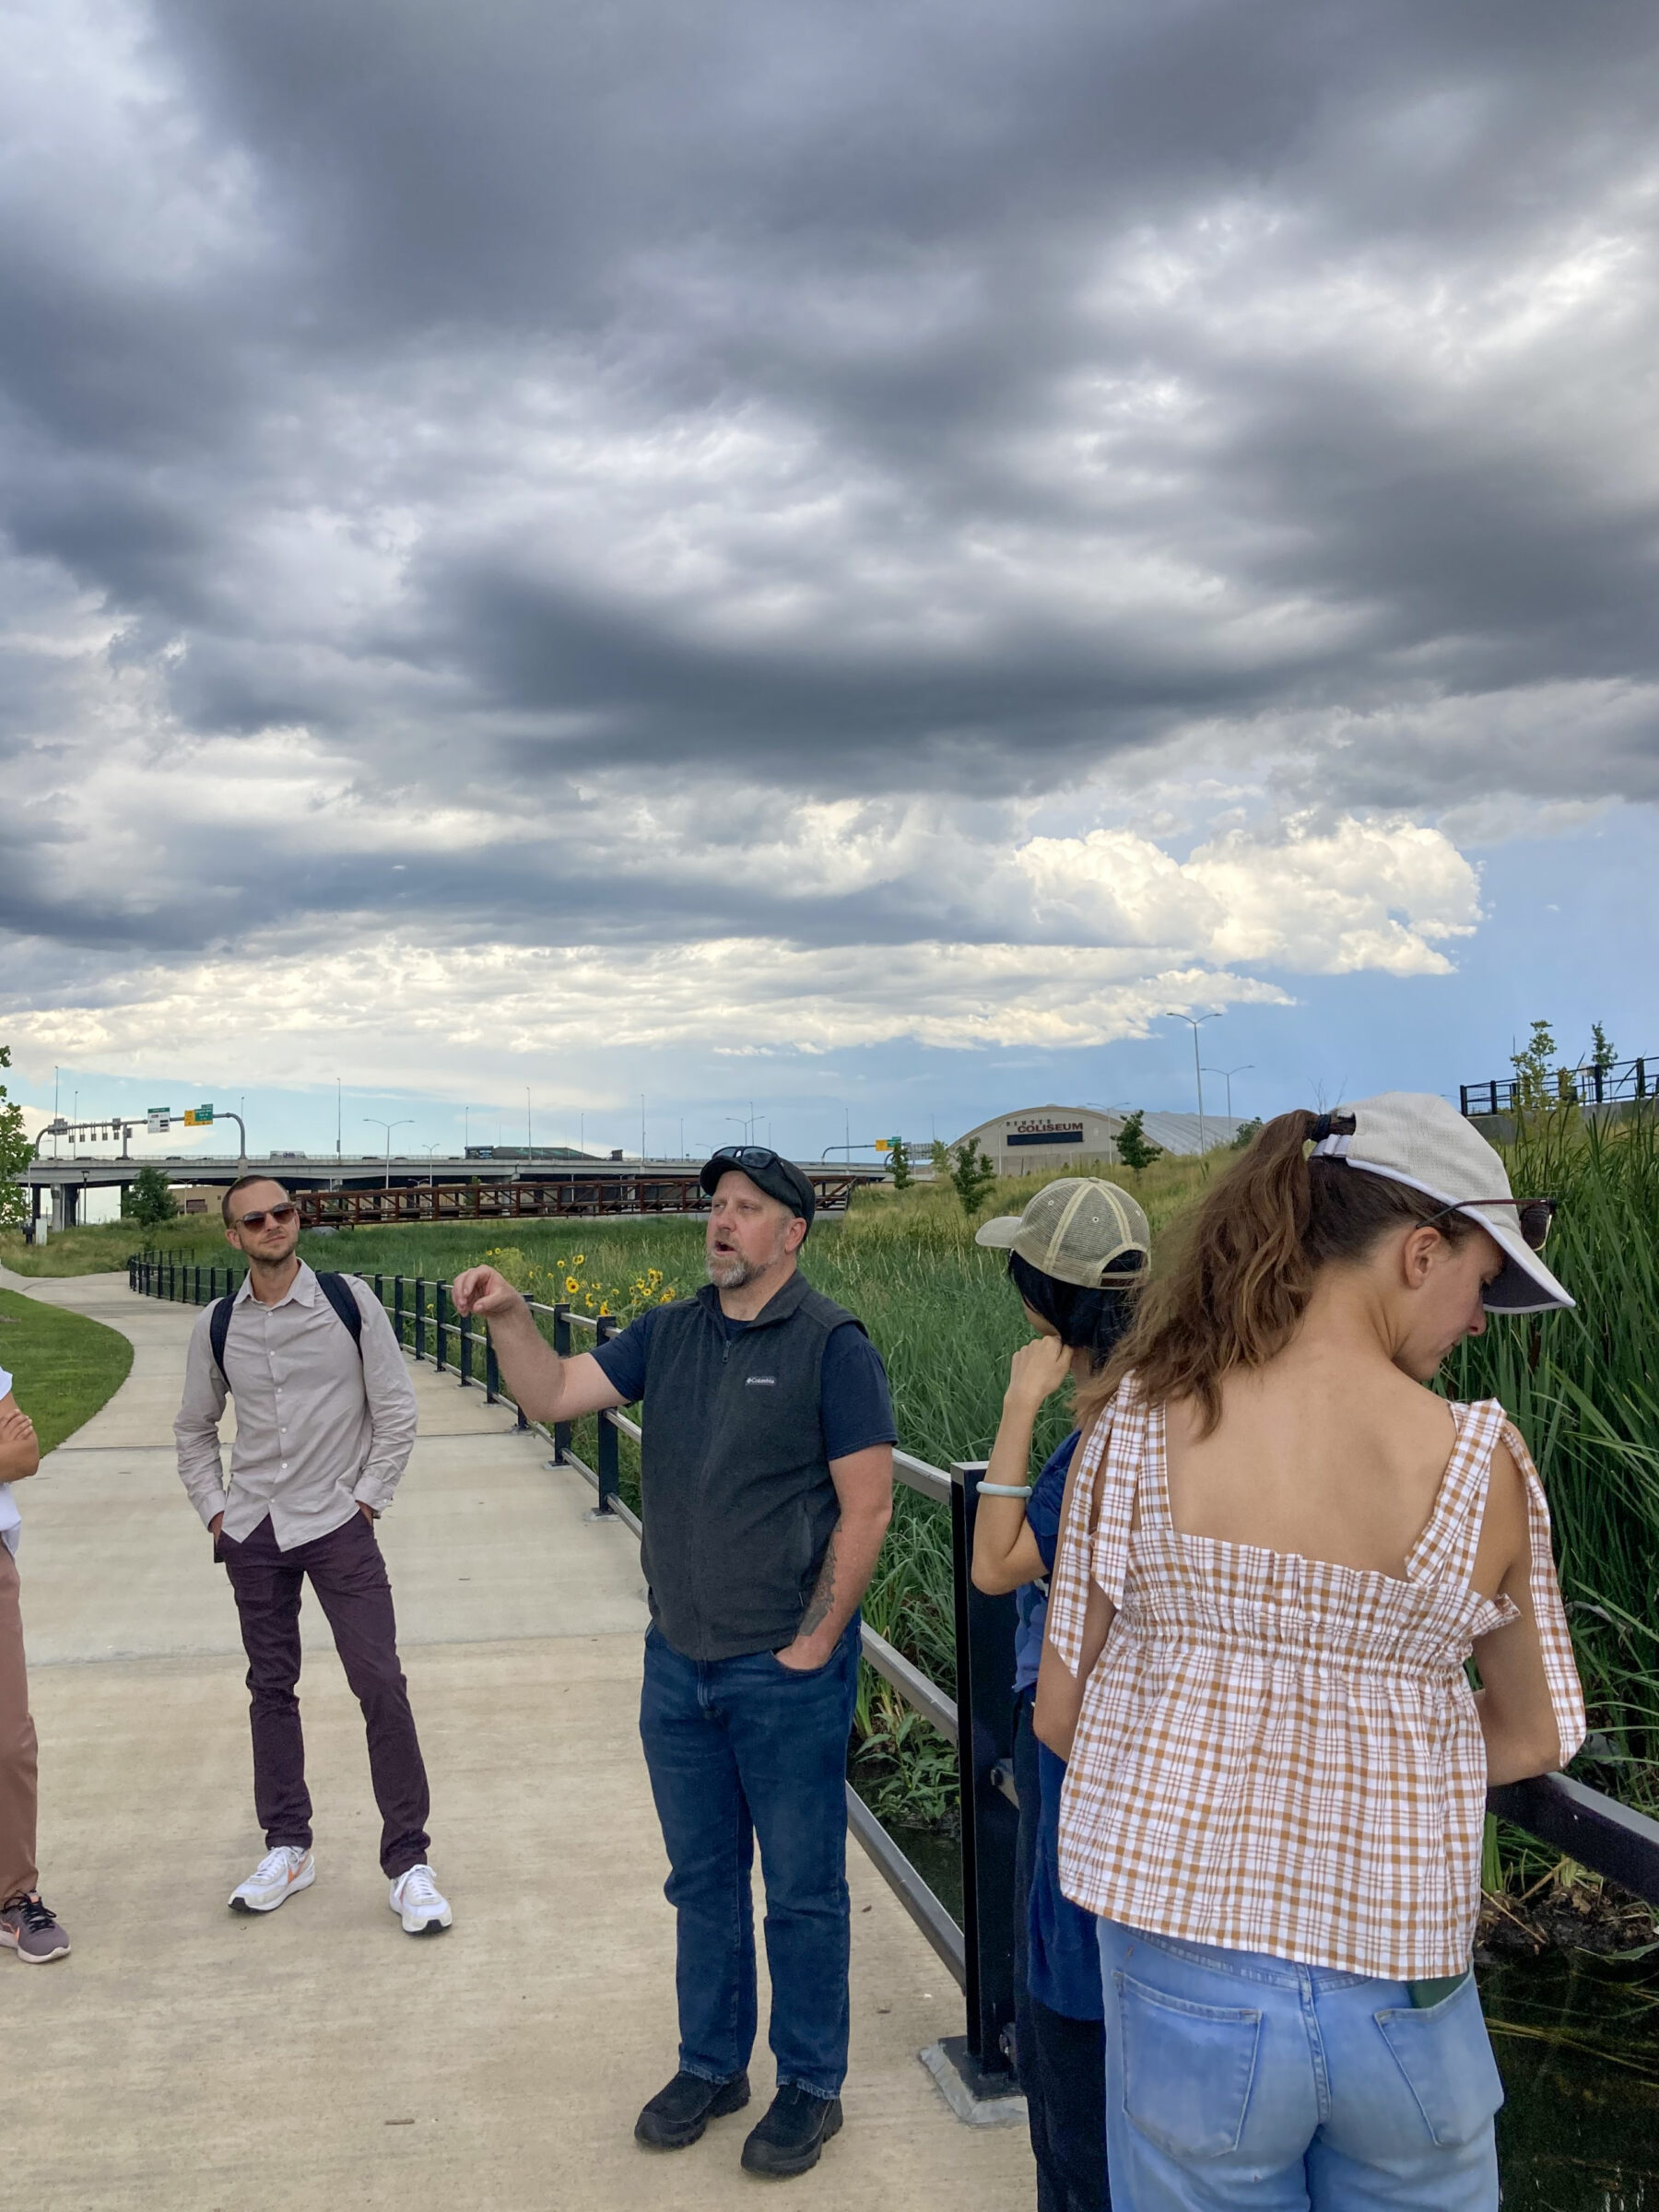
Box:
[1036,1094,1586,2212]
[453,1148,896,2183]
[0,1361,70,1963]
[173,1178,452,1936]
[971,1179,1148,2212]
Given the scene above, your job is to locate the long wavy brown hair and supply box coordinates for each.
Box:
[1076,1109,1480,1436]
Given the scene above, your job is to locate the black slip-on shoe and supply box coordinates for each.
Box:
[739,2087,843,2179]
[634,2069,750,2150]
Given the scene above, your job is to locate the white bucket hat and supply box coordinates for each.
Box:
[974,1177,1150,1289]
[1312,1091,1571,1313]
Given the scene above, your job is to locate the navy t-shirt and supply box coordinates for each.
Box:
[1004,1427,1102,2021]
[1012,1431,1079,1692]
[590,1300,897,1460]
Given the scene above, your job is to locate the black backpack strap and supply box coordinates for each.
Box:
[208,1295,236,1382]
[316,1272,365,1358]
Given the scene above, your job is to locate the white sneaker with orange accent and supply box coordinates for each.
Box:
[388,1863,452,1935]
[229,1845,315,1914]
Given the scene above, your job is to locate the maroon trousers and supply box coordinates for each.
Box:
[218,1512,430,1878]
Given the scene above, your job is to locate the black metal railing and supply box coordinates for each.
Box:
[1461,1053,1652,1119]
[127,1250,1659,2104]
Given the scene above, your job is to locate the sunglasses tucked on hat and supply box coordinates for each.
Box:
[975,1177,1150,1288]
[700,1146,817,1231]
[1311,1091,1571,1314]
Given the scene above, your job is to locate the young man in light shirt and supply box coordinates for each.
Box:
[174,1177,449,1933]
[0,1365,70,1963]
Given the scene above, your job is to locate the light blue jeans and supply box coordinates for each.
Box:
[1099,1921,1502,2210]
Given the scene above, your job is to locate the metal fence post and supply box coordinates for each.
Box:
[458,1298,473,1388]
[434,1281,447,1372]
[485,1333,500,1405]
[414,1278,426,1362]
[394,1276,405,1351]
[594,1314,619,1514]
[947,1458,1020,2088]
[551,1303,572,1458]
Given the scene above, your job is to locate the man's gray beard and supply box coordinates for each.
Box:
[706,1250,760,1290]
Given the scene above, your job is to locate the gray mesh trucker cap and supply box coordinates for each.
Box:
[1312,1091,1571,1313]
[974,1177,1151,1289]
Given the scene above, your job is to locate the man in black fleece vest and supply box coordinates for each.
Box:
[453,1147,895,2181]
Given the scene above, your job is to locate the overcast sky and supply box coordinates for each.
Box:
[4,0,1656,1160]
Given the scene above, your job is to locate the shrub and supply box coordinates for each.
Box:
[1115,1109,1164,1174]
[124,1164,178,1227]
[949,1136,997,1214]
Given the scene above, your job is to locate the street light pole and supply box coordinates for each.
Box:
[1166,1011,1222,1155]
[1202,1064,1254,1124]
[363,1117,413,1189]
[525,1086,533,1153]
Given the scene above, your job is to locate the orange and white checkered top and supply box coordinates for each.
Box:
[1049,1381,1586,1980]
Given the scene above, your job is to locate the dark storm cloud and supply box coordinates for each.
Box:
[3,0,1658,976]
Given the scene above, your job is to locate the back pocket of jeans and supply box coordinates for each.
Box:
[1373,1977,1504,2147]
[1116,1970,1262,2159]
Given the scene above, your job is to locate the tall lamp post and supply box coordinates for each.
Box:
[1202,1064,1253,1125]
[363,1117,413,1189]
[1166,1011,1222,1155]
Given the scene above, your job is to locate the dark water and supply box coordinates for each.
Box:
[865,1806,1659,2205]
[1484,1949,1659,2209]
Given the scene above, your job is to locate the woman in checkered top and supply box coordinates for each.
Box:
[1035,1093,1584,2212]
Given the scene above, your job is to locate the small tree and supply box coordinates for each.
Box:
[1230,1116,1264,1150]
[948,1136,997,1214]
[1115,1109,1163,1175]
[887,1136,912,1192]
[1510,1019,1559,1113]
[124,1164,178,1227]
[1591,1022,1618,1077]
[0,1046,29,1231]
[928,1138,951,1180]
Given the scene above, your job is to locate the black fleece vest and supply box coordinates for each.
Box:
[637,1272,865,1662]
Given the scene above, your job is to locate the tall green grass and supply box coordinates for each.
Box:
[1449,1110,1659,1818]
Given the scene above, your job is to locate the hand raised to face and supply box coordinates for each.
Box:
[450,1265,524,1319]
[1005,1331,1075,1411]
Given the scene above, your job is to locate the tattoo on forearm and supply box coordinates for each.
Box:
[798,1532,840,1641]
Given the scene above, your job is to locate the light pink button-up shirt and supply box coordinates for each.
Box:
[174,1265,418,1548]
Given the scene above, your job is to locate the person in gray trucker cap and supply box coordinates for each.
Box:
[972,1177,1149,2212]
[453,1145,895,2181]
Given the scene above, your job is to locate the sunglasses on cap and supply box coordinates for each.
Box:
[231,1203,300,1230]
[1429,1196,1558,1251]
[710,1146,784,1171]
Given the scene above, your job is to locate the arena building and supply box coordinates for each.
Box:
[953,1102,1243,1174]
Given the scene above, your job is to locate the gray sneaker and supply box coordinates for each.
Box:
[0,1892,72,1963]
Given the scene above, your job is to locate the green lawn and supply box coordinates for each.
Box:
[0,1288,134,1455]
[0,1216,220,1278]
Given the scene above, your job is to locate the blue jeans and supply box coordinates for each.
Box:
[639,1618,860,2101]
[1099,1922,1502,2210]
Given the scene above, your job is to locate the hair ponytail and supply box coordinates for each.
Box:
[1076,1108,1469,1435]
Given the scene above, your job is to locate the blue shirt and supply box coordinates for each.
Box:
[1011,1431,1079,1692]
[1005,1428,1101,2020]
[591,1299,897,1461]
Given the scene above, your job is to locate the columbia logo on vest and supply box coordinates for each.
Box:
[745,1376,777,1386]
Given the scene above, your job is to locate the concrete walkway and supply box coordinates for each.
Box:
[2,1268,1032,2211]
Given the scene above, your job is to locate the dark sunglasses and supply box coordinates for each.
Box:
[231,1203,299,1230]
[711,1146,783,1171]
[1430,1196,1558,1251]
